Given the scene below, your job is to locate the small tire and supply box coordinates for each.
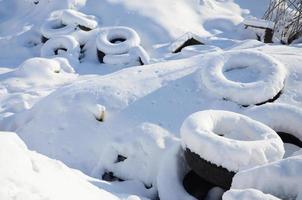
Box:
[96,26,140,55]
[41,35,80,60]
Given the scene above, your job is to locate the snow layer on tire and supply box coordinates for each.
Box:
[231,155,302,200]
[157,143,196,200]
[41,35,80,60]
[40,18,77,39]
[96,26,140,54]
[180,110,284,172]
[200,50,287,105]
[223,189,281,200]
[61,9,98,30]
[244,103,302,143]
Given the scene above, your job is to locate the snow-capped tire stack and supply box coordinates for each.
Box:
[40,9,98,43]
[180,110,284,189]
[200,50,286,107]
[96,26,150,65]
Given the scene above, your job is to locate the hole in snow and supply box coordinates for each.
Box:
[53,23,67,29]
[110,38,126,44]
[78,25,92,31]
[224,66,261,83]
[102,171,124,182]
[54,48,67,55]
[114,154,127,163]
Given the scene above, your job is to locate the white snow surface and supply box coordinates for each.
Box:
[0,131,140,200]
[231,155,302,200]
[0,0,302,199]
[180,110,284,172]
[223,189,281,200]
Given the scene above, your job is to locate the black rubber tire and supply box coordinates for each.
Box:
[241,90,282,107]
[78,25,92,31]
[184,148,235,190]
[41,36,49,43]
[97,49,105,63]
[183,170,217,200]
[278,132,302,148]
[173,38,204,53]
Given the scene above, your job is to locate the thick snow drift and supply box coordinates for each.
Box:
[0,131,123,200]
[231,155,302,200]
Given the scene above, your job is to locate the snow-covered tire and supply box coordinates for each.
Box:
[245,103,302,150]
[223,189,281,200]
[61,9,98,31]
[96,26,140,55]
[40,18,77,39]
[181,110,284,173]
[231,155,302,200]
[41,35,80,59]
[157,144,196,200]
[102,46,150,65]
[200,50,286,106]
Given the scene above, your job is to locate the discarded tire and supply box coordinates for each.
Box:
[245,103,302,154]
[200,50,286,106]
[184,148,235,189]
[180,110,284,181]
[40,35,80,60]
[61,9,98,31]
[40,9,97,42]
[96,26,149,65]
[40,18,76,41]
[183,170,218,200]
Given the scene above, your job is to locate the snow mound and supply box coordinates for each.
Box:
[0,131,122,200]
[223,189,281,200]
[97,122,176,187]
[157,143,195,200]
[180,110,284,172]
[231,155,302,200]
[199,50,287,106]
[0,57,77,118]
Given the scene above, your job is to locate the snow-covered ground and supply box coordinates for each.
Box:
[0,0,301,199]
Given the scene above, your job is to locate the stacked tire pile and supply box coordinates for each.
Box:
[157,50,302,200]
[40,9,149,65]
